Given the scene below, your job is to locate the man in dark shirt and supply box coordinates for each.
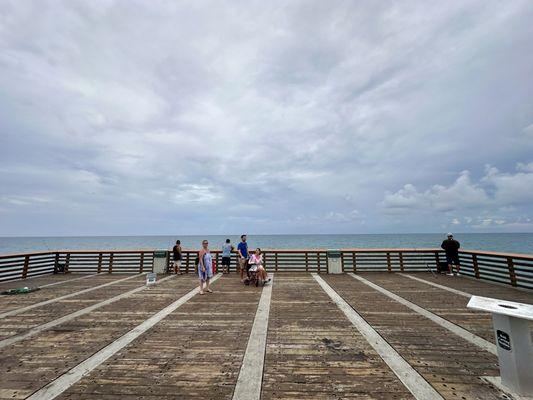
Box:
[441,233,460,275]
[172,240,182,274]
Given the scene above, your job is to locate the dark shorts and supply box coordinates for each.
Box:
[221,256,231,266]
[446,254,460,265]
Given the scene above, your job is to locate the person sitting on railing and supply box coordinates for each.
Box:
[248,248,271,284]
[441,233,460,276]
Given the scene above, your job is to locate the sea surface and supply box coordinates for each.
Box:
[0,233,532,255]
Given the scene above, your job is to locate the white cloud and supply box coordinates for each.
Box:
[382,164,533,231]
[383,170,489,212]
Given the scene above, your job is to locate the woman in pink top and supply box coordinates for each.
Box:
[249,248,270,283]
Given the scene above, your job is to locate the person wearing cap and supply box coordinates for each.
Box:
[441,233,461,276]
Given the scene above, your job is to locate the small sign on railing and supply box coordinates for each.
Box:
[146,272,157,285]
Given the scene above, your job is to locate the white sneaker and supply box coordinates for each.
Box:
[446,273,454,276]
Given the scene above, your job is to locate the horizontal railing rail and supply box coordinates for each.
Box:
[0,248,531,289]
[0,250,155,282]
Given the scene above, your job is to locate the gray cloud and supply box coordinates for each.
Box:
[0,0,532,235]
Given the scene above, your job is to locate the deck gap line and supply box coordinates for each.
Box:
[26,273,222,400]
[312,274,443,400]
[349,273,497,355]
[398,273,472,298]
[0,273,98,288]
[0,274,179,349]
[232,274,273,400]
[0,274,143,319]
[37,273,100,288]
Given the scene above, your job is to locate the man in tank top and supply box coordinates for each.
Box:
[172,240,182,274]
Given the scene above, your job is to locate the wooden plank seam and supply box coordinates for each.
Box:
[0,274,142,319]
[312,274,444,400]
[26,273,223,400]
[349,273,497,355]
[0,274,179,349]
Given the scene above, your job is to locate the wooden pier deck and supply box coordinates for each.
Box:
[0,272,531,400]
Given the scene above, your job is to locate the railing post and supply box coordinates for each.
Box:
[186,252,190,274]
[54,252,60,273]
[340,252,345,272]
[22,255,30,279]
[97,253,103,273]
[399,252,404,272]
[352,252,356,272]
[108,253,114,273]
[317,252,321,274]
[65,253,71,273]
[472,254,480,279]
[275,252,278,272]
[507,257,517,286]
[139,252,144,273]
[434,251,440,270]
[305,252,309,272]
[165,251,170,274]
[386,252,392,272]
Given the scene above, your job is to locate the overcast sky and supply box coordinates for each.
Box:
[1,1,532,236]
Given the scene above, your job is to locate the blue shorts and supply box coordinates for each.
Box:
[446,254,460,265]
[198,263,213,281]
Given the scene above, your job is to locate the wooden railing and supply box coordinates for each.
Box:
[0,248,531,289]
[457,250,533,289]
[0,250,154,282]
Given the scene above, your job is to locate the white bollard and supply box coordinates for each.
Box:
[467,296,533,396]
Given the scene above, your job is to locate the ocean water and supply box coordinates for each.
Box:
[0,233,532,255]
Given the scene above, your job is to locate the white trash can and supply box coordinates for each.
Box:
[327,250,343,274]
[467,295,533,396]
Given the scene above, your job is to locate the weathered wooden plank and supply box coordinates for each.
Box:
[261,274,414,400]
[54,275,259,400]
[324,274,506,400]
[0,276,199,398]
[0,274,143,320]
[349,273,497,355]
